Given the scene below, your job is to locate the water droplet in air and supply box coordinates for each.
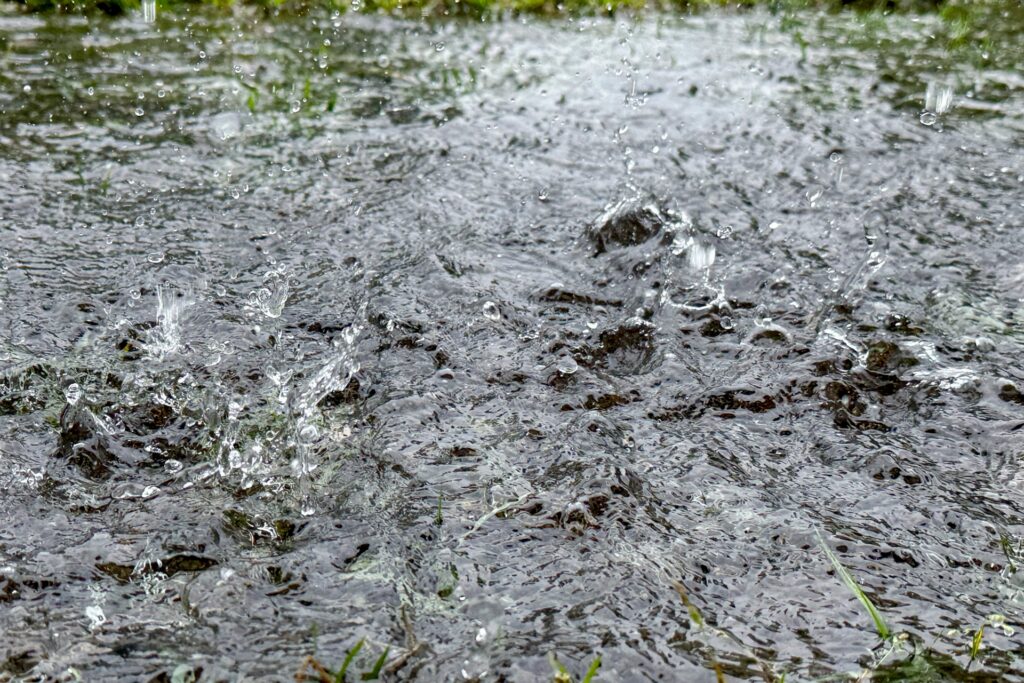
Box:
[482,301,500,321]
[64,383,83,405]
[22,84,31,93]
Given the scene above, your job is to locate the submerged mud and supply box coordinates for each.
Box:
[1,4,1023,681]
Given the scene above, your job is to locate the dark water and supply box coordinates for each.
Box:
[1,4,1024,681]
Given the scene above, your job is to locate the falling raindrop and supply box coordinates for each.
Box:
[688,242,716,271]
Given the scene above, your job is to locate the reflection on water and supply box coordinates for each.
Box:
[1,3,1023,680]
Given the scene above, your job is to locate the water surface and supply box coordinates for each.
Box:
[1,4,1024,680]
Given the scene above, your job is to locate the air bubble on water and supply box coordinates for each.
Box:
[164,459,183,474]
[134,107,145,117]
[299,424,319,443]
[147,252,164,264]
[482,301,501,321]
[720,315,734,330]
[556,356,578,375]
[64,383,83,405]
[434,42,446,52]
[920,111,937,126]
[716,224,733,239]
[210,112,241,141]
[829,151,843,163]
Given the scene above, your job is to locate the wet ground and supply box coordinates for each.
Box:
[1,3,1024,681]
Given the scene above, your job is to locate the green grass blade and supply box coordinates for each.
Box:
[548,653,571,682]
[360,647,388,681]
[581,656,602,683]
[970,624,985,664]
[815,530,891,640]
[335,638,364,683]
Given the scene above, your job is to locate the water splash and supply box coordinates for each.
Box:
[809,210,890,334]
[147,286,193,359]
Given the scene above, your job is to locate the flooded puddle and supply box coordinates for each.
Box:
[1,4,1023,680]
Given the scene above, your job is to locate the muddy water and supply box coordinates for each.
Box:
[1,4,1023,681]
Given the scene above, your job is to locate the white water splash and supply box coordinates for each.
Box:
[148,286,194,359]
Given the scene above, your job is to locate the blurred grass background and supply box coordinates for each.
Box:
[3,0,1018,20]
